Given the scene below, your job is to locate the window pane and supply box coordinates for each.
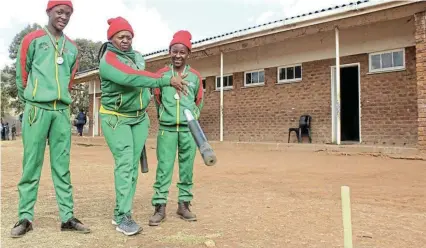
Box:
[295,66,301,79]
[228,76,233,87]
[216,77,220,88]
[223,76,228,87]
[381,52,392,68]
[252,72,258,84]
[393,51,403,67]
[279,68,286,80]
[371,54,381,70]
[246,73,252,85]
[259,71,264,83]
[286,67,294,80]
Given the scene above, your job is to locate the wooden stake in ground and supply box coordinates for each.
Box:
[341,186,353,248]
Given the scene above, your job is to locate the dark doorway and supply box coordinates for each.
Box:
[340,66,360,142]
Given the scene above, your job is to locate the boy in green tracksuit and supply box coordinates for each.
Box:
[11,1,90,238]
[149,30,204,226]
[98,17,187,236]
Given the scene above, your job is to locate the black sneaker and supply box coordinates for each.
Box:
[116,215,142,236]
[11,219,33,238]
[60,217,91,233]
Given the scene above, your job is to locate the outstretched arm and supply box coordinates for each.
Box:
[100,51,172,88]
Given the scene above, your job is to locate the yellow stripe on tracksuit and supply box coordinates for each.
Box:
[54,42,60,110]
[99,105,142,118]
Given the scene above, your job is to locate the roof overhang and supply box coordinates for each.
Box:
[145,0,422,62]
[74,69,99,84]
[74,0,424,83]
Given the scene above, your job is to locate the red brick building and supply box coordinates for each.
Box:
[74,0,426,150]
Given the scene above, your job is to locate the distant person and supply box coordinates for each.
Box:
[5,123,10,140]
[1,121,5,141]
[11,0,90,238]
[11,124,16,140]
[75,109,87,136]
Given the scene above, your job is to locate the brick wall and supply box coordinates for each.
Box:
[144,47,418,146]
[415,11,426,150]
[355,47,418,146]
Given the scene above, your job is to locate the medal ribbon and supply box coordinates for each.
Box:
[43,27,66,59]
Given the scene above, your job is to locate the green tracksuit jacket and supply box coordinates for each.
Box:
[151,64,204,205]
[99,43,172,117]
[153,64,204,131]
[15,28,79,223]
[16,28,79,110]
[98,43,173,224]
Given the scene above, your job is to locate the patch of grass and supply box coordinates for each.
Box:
[158,231,222,245]
[75,143,100,147]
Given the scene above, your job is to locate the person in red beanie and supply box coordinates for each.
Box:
[97,17,188,236]
[11,0,91,238]
[149,30,204,226]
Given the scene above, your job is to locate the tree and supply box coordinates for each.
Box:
[1,68,13,117]
[69,39,102,115]
[1,24,41,115]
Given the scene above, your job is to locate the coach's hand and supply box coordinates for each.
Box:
[170,74,189,96]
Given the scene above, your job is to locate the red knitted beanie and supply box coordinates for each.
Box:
[107,17,134,40]
[169,30,192,50]
[46,0,73,11]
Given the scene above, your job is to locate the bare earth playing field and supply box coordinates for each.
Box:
[1,137,425,248]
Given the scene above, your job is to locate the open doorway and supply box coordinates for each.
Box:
[331,63,361,144]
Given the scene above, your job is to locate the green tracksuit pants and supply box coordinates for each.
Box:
[18,103,74,223]
[152,130,197,206]
[100,113,149,224]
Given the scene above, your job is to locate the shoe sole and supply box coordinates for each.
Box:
[60,228,91,234]
[179,216,197,221]
[11,227,33,238]
[148,217,166,226]
[177,214,197,222]
[115,226,142,236]
[112,220,117,226]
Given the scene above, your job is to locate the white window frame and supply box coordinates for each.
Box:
[244,69,265,87]
[215,74,233,91]
[368,48,405,73]
[277,64,302,84]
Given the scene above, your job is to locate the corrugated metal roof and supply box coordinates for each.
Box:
[76,0,385,78]
[142,0,371,59]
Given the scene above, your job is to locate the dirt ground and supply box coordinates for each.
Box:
[1,137,425,248]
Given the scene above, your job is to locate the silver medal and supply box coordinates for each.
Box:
[57,56,64,65]
[174,93,180,100]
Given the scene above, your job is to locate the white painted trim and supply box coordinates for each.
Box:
[331,62,362,144]
[220,52,224,142]
[277,64,303,84]
[368,48,406,73]
[92,80,96,137]
[94,96,101,136]
[215,74,233,90]
[244,69,265,87]
[335,27,341,145]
